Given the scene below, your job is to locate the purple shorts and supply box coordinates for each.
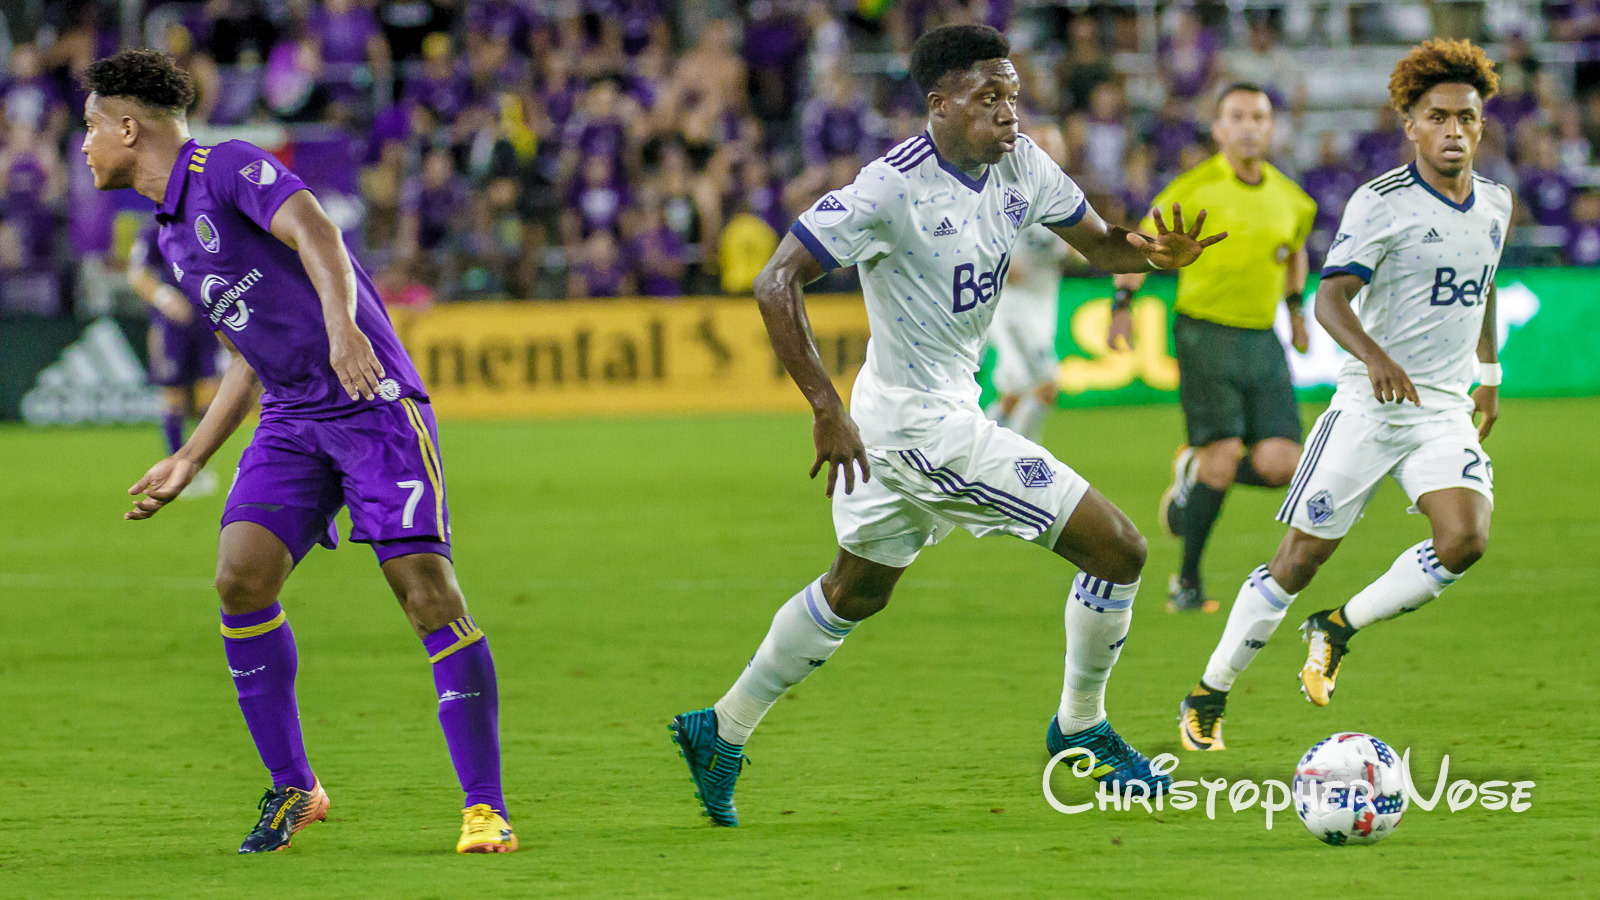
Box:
[149,315,223,388]
[222,398,451,565]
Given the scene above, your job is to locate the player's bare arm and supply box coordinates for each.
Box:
[1287,244,1310,353]
[127,338,261,520]
[268,190,385,401]
[1053,202,1226,276]
[1314,272,1420,407]
[1474,281,1499,439]
[127,260,191,325]
[752,233,869,498]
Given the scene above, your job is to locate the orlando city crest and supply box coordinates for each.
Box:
[195,214,221,253]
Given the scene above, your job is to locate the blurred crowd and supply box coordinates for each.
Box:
[2,1,1600,314]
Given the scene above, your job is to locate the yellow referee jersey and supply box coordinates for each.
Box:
[1139,154,1317,330]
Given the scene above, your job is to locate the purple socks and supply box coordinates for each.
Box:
[422,615,506,817]
[221,603,315,791]
[162,412,184,455]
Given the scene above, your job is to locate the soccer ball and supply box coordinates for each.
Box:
[1292,732,1409,846]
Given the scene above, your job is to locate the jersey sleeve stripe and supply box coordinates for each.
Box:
[883,135,929,167]
[894,147,935,172]
[789,221,840,271]
[1320,262,1373,283]
[1040,197,1088,229]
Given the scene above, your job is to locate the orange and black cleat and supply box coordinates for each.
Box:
[238,780,330,853]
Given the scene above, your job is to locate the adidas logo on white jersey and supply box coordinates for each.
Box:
[932,217,957,237]
[1422,227,1443,244]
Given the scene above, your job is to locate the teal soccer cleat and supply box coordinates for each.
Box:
[669,707,747,827]
[1046,717,1172,795]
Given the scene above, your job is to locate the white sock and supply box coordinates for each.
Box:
[1203,565,1296,691]
[1012,395,1048,443]
[1342,540,1461,629]
[713,576,857,745]
[1058,574,1139,734]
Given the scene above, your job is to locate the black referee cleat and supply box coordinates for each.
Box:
[1158,447,1196,539]
[1167,574,1219,613]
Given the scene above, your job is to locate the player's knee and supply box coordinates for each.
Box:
[397,582,468,634]
[214,563,278,612]
[1105,523,1147,585]
[1435,530,1488,573]
[1258,457,1297,488]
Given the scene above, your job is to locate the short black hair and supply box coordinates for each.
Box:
[910,24,1010,96]
[1215,81,1271,113]
[83,49,196,115]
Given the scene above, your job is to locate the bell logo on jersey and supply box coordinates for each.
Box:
[1429,265,1494,307]
[951,254,1011,313]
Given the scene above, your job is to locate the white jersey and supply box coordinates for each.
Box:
[1320,162,1513,424]
[793,131,1086,449]
[997,224,1069,311]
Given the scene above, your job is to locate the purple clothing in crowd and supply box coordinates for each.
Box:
[564,115,629,167]
[467,0,533,47]
[630,225,687,296]
[1520,169,1574,227]
[1353,129,1406,178]
[402,176,469,250]
[1163,30,1220,100]
[2,76,65,133]
[155,140,427,419]
[1300,164,1362,231]
[308,5,381,65]
[1566,222,1600,265]
[404,68,471,121]
[572,259,630,297]
[1148,118,1198,176]
[801,99,873,166]
[566,170,629,236]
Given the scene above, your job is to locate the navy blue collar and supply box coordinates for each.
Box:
[926,130,989,193]
[1408,161,1475,212]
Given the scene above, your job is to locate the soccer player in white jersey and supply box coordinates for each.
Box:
[1177,40,1508,751]
[985,124,1071,443]
[668,25,1226,825]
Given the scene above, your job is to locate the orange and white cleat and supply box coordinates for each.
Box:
[457,804,517,854]
[238,779,330,853]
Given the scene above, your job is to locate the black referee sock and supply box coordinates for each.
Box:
[1180,483,1228,588]
[1234,457,1271,487]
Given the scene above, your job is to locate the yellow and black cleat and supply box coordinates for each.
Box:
[457,804,517,854]
[1299,610,1354,707]
[1178,686,1227,751]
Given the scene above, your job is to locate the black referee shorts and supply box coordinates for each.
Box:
[1172,313,1303,448]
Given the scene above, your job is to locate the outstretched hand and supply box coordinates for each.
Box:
[1126,204,1228,269]
[126,456,200,520]
[811,408,870,498]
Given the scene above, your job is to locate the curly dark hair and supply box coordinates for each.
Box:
[910,24,1010,96]
[1388,39,1499,113]
[83,49,196,114]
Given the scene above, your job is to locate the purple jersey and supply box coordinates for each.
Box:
[155,139,427,419]
[308,6,381,65]
[1567,222,1600,265]
[629,225,687,296]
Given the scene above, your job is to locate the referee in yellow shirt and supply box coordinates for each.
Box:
[1110,83,1316,613]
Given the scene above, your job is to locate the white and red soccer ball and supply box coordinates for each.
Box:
[1293,732,1409,845]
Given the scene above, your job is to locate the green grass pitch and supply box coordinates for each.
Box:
[1,398,1595,898]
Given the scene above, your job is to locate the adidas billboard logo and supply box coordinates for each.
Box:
[1422,227,1443,244]
[21,318,163,425]
[933,217,957,237]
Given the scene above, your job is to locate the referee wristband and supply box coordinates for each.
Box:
[1285,291,1304,313]
[1112,287,1135,311]
[1478,362,1503,386]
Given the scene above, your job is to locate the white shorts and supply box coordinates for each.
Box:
[988,301,1058,395]
[833,410,1091,567]
[1277,405,1494,539]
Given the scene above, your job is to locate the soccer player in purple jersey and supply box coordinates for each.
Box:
[80,50,515,855]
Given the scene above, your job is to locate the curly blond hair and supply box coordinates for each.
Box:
[1388,39,1499,113]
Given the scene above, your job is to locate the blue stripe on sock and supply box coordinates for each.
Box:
[803,582,853,638]
[1249,565,1291,611]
